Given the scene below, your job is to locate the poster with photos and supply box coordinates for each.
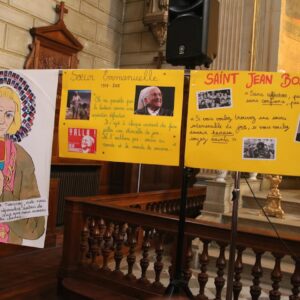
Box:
[59,69,184,166]
[0,70,58,248]
[185,70,300,176]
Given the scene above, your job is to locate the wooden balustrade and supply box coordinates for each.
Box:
[59,189,300,299]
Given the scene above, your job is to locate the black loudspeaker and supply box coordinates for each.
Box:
[166,0,219,68]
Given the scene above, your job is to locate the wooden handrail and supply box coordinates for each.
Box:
[65,186,206,207]
[65,199,300,254]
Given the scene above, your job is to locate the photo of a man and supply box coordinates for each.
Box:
[68,128,97,154]
[134,86,174,116]
[81,135,95,153]
[66,90,91,120]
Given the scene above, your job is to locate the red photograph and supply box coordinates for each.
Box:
[68,128,97,154]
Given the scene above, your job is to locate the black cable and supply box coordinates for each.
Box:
[243,175,300,263]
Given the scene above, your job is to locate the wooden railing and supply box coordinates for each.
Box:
[59,188,300,300]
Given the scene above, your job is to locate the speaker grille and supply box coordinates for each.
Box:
[166,0,219,67]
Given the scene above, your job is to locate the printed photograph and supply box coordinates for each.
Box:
[134,85,174,117]
[66,90,91,120]
[68,128,97,154]
[296,116,300,142]
[197,88,232,110]
[243,138,276,160]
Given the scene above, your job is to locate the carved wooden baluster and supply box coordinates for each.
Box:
[175,201,180,213]
[152,231,164,289]
[214,242,227,300]
[171,200,176,214]
[149,203,155,212]
[233,246,245,300]
[87,217,95,258]
[250,249,264,300]
[165,201,170,214]
[146,203,151,211]
[79,217,90,265]
[183,237,193,284]
[186,199,191,216]
[98,218,106,255]
[159,202,163,213]
[91,221,100,269]
[155,203,161,213]
[290,257,300,300]
[95,220,101,254]
[125,225,137,280]
[112,223,119,249]
[197,239,210,300]
[101,222,113,271]
[156,202,160,213]
[169,200,175,214]
[109,222,115,251]
[112,224,120,272]
[270,252,284,300]
[139,228,151,285]
[113,223,127,276]
[152,203,157,212]
[169,251,174,283]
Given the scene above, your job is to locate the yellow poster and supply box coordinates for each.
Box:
[59,69,184,166]
[185,70,300,176]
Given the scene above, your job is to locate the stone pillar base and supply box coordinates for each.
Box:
[203,180,234,212]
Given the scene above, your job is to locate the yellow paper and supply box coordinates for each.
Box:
[185,70,300,176]
[59,69,184,166]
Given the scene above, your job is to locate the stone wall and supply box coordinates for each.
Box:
[0,0,125,69]
[121,0,162,69]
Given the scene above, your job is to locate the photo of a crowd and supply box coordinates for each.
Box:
[243,138,276,160]
[197,88,232,110]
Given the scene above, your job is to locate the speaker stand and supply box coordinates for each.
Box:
[164,167,194,299]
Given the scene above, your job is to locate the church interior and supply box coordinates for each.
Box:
[0,0,300,299]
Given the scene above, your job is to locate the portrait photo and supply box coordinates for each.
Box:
[66,90,91,120]
[134,85,174,117]
[68,128,97,154]
[197,88,232,110]
[243,138,276,160]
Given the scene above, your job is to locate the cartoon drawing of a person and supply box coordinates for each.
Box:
[0,86,45,245]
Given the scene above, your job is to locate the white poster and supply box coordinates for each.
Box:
[0,70,58,248]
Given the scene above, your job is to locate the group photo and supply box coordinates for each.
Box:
[243,138,276,160]
[197,88,232,110]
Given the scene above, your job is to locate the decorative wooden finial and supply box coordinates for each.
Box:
[55,1,68,22]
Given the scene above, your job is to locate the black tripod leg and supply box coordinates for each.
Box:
[164,167,194,299]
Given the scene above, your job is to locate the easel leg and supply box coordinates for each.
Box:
[226,171,241,300]
[164,167,194,299]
